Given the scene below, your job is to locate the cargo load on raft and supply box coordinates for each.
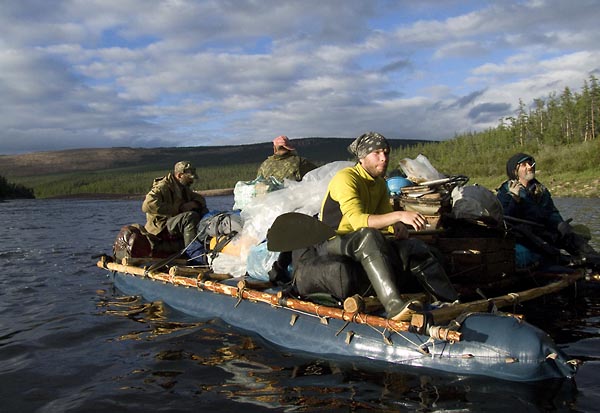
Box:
[97,158,599,382]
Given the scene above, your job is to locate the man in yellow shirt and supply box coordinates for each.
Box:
[318,132,458,320]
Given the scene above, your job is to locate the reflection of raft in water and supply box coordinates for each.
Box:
[96,252,589,383]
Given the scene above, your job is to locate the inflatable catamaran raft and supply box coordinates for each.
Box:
[97,160,595,382]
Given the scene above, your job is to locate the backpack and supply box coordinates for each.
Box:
[450,184,503,226]
[197,211,244,261]
[112,224,153,261]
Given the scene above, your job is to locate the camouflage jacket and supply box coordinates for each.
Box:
[256,152,317,182]
[142,173,207,235]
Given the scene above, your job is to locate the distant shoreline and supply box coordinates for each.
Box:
[28,177,600,200]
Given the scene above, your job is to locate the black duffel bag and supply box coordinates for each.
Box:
[292,247,369,305]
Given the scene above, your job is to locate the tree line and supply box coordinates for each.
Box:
[0,175,35,200]
[389,75,600,189]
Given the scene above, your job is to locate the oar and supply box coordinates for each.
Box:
[144,230,204,273]
[504,215,592,239]
[266,212,336,252]
[503,215,545,228]
[266,212,443,252]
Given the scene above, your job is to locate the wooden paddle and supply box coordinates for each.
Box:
[266,212,336,252]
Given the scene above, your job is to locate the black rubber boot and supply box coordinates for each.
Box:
[411,255,459,303]
[395,238,459,303]
[361,254,420,319]
[166,211,201,246]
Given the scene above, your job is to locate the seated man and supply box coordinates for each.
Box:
[316,132,458,320]
[497,153,599,266]
[142,161,209,258]
[257,135,317,182]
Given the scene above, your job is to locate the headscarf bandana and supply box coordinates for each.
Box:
[347,132,390,159]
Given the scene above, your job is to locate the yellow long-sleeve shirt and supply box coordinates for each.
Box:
[320,163,393,235]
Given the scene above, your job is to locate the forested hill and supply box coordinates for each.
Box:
[3,76,599,198]
[0,137,429,178]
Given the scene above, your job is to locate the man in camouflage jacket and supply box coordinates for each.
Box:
[142,161,208,247]
[257,135,317,182]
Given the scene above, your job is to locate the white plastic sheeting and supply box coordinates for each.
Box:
[211,161,354,276]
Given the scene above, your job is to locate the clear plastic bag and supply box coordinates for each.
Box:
[246,241,279,281]
[221,161,354,275]
[211,252,246,277]
[240,161,353,249]
[233,176,283,210]
[398,154,445,183]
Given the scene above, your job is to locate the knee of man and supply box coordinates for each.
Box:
[181,211,201,227]
[353,227,387,254]
[393,237,433,264]
[355,227,385,242]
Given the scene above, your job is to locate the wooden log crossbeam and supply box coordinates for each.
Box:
[97,258,462,342]
[426,269,587,325]
[122,256,190,266]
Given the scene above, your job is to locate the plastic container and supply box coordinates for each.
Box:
[386,176,414,195]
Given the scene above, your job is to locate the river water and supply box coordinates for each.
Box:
[1,197,600,412]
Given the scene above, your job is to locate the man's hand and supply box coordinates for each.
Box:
[508,180,523,198]
[396,210,427,231]
[368,210,426,235]
[557,220,573,237]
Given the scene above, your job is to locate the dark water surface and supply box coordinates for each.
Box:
[1,197,600,412]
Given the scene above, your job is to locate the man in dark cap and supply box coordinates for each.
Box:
[315,132,458,320]
[497,153,599,266]
[142,161,209,256]
[257,135,317,182]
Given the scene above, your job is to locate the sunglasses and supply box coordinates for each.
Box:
[519,160,536,168]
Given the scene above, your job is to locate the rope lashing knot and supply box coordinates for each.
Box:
[235,280,247,307]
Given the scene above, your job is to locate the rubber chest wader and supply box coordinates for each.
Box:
[319,228,459,317]
[319,228,408,317]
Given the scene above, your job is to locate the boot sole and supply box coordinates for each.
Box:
[391,300,423,321]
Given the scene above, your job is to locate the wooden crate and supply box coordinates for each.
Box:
[434,237,515,284]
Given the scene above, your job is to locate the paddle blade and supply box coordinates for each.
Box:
[267,212,336,252]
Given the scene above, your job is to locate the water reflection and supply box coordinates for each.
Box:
[97,290,580,412]
[97,294,206,341]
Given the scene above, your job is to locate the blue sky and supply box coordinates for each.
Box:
[1,0,599,154]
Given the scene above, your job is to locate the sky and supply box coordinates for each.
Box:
[1,0,599,155]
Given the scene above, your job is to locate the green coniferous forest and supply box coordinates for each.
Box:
[390,75,600,197]
[0,175,34,200]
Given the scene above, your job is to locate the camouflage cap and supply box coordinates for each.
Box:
[273,135,295,151]
[174,160,198,178]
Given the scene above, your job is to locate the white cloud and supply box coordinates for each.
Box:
[0,0,599,153]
